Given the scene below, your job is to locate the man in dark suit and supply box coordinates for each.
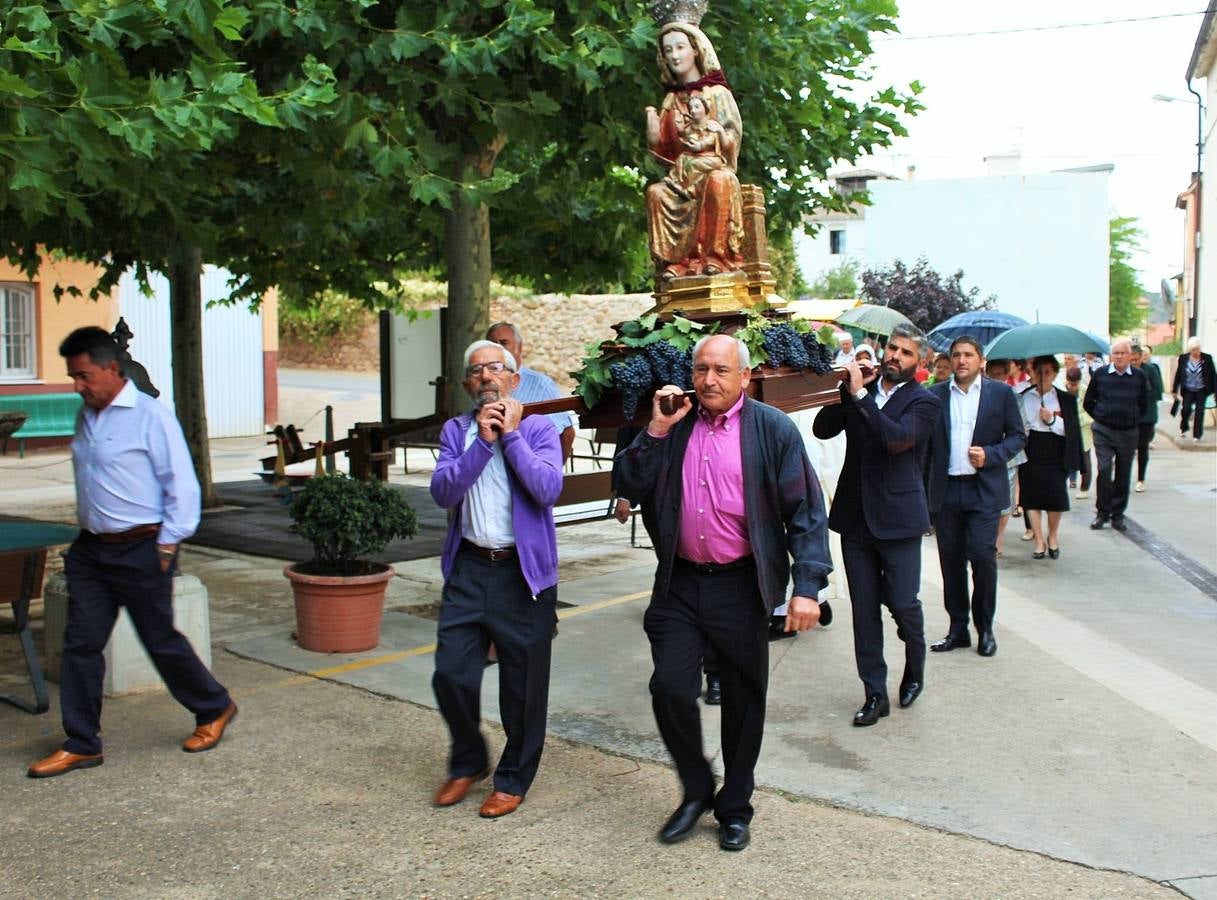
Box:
[926,336,1027,658]
[1084,338,1147,531]
[814,324,942,725]
[615,334,832,852]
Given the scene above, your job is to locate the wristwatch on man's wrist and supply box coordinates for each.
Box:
[853,388,868,401]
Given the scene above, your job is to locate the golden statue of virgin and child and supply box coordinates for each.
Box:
[645,1,776,310]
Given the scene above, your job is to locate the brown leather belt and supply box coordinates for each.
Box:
[460,539,517,562]
[90,523,161,544]
[676,555,754,576]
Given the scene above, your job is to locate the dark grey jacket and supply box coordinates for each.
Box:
[614,396,832,614]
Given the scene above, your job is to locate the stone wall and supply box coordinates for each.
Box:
[490,293,653,390]
[280,292,655,389]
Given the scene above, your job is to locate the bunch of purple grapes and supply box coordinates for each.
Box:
[645,341,693,390]
[609,354,655,419]
[761,323,810,369]
[800,332,836,374]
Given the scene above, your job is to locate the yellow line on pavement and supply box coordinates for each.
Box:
[557,590,650,619]
[302,589,651,679]
[308,643,438,678]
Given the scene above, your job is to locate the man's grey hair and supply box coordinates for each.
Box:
[462,340,517,373]
[486,322,522,346]
[1187,336,1202,351]
[888,323,927,354]
[692,334,751,371]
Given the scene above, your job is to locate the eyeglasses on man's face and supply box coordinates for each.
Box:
[466,361,509,377]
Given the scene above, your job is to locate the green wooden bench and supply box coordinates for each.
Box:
[0,394,82,458]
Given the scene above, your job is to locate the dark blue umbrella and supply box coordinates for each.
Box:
[926,310,1028,353]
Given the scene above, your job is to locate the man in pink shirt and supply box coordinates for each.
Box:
[615,334,832,852]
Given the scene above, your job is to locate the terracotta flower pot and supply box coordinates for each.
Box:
[284,562,394,653]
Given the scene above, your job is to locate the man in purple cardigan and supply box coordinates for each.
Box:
[428,340,564,820]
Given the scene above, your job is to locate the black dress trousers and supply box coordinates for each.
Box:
[432,546,556,797]
[60,532,231,756]
[644,557,768,824]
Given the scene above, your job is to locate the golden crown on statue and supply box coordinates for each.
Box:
[649,0,708,26]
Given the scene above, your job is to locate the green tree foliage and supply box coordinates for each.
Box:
[859,257,995,333]
[3,0,920,445]
[1,1,341,502]
[806,259,860,299]
[1109,216,1147,335]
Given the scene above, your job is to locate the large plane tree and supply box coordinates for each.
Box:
[2,0,920,498]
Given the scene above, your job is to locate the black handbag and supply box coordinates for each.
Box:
[1170,397,1181,417]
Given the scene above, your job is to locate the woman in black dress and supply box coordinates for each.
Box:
[1018,356,1083,559]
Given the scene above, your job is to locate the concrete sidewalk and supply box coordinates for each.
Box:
[1,392,1214,898]
[0,653,1177,899]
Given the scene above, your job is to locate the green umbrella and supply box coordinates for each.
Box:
[833,303,914,336]
[983,323,1108,360]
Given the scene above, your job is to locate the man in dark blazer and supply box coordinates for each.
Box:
[813,324,942,725]
[1084,338,1147,531]
[615,334,832,852]
[926,336,1027,658]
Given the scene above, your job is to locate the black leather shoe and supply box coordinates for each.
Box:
[898,669,923,708]
[930,633,970,652]
[658,798,712,844]
[719,819,750,851]
[852,693,890,726]
[1047,547,1060,559]
[1032,550,1046,559]
[818,601,833,628]
[768,617,797,641]
[1111,517,1128,533]
[704,674,722,706]
[977,631,997,657]
[1090,516,1108,530]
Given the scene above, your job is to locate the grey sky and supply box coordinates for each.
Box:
[854,1,1205,287]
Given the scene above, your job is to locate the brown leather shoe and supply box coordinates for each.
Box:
[28,750,104,779]
[479,790,523,818]
[183,702,238,753]
[433,769,489,807]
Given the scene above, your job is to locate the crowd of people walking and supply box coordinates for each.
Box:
[25,319,1204,857]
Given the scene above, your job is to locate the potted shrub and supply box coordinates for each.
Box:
[284,474,418,653]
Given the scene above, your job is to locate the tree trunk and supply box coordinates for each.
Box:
[442,142,504,416]
[169,246,218,508]
[443,191,493,416]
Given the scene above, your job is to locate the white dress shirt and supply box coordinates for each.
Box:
[72,380,201,544]
[874,378,905,410]
[459,418,515,548]
[1022,387,1065,437]
[947,376,982,475]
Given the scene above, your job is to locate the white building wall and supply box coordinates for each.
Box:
[794,216,867,292]
[118,266,264,438]
[1199,67,1217,352]
[865,173,1110,335]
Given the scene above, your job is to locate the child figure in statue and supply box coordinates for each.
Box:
[669,94,729,199]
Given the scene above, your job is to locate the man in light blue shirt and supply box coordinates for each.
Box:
[487,322,576,460]
[28,327,236,779]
